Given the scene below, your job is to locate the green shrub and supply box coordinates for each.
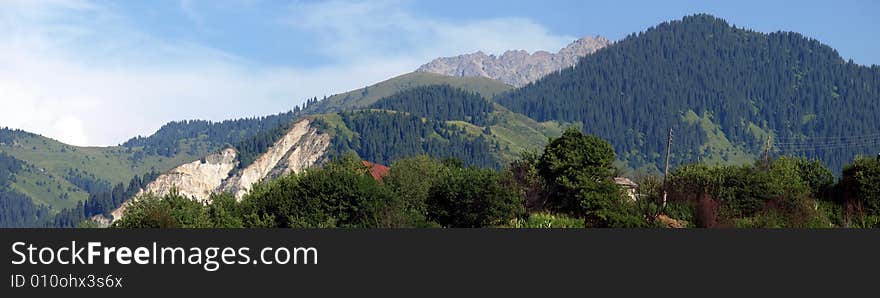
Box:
[841,157,880,215]
[113,189,212,228]
[384,155,447,226]
[242,155,405,228]
[664,202,695,227]
[507,212,584,228]
[426,166,524,227]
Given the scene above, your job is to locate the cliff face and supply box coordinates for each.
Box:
[415,36,610,87]
[109,148,238,220]
[221,119,330,199]
[110,119,330,222]
[145,148,239,203]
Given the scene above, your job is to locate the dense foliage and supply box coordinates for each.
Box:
[242,154,405,228]
[322,111,499,168]
[114,154,521,228]
[666,156,842,227]
[122,110,302,169]
[382,155,447,226]
[522,128,645,227]
[52,171,159,227]
[426,164,524,227]
[495,14,880,173]
[233,118,297,169]
[64,169,112,195]
[538,128,618,215]
[112,191,247,228]
[369,85,495,125]
[0,128,36,145]
[838,157,880,226]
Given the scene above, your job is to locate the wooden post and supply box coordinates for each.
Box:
[763,136,772,170]
[662,128,673,208]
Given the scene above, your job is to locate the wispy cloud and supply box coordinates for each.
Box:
[0,0,573,146]
[284,0,575,61]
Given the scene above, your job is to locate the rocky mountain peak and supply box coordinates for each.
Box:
[416,35,611,87]
[559,35,610,57]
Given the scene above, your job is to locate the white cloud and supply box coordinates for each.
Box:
[284,0,575,61]
[0,0,573,146]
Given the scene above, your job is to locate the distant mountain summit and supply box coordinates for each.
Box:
[416,36,611,87]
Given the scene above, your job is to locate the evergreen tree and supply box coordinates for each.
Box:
[496,14,880,174]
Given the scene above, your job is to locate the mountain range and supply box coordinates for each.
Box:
[2,14,878,227]
[416,36,610,87]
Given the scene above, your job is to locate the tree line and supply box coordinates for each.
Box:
[0,152,51,227]
[51,171,160,227]
[369,84,495,126]
[113,127,880,229]
[318,110,500,169]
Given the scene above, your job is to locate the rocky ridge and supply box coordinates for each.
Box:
[416,35,610,87]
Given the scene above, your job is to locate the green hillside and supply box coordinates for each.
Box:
[496,14,880,173]
[306,72,514,113]
[0,129,202,214]
[1,108,318,227]
[311,84,565,168]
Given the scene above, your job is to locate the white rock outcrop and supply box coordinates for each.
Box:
[110,119,330,222]
[222,119,330,199]
[110,148,238,220]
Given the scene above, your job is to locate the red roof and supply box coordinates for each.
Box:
[362,161,390,181]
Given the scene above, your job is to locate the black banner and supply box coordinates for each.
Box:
[1,229,878,296]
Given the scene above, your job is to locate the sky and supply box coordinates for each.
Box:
[0,0,877,146]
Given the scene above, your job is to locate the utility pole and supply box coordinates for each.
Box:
[763,136,772,170]
[662,128,673,208]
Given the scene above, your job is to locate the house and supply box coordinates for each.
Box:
[614,177,638,201]
[362,161,390,182]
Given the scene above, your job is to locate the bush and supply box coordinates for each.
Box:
[507,212,584,228]
[426,166,524,227]
[841,157,880,215]
[113,190,211,228]
[668,157,830,227]
[384,155,447,226]
[243,155,406,228]
[664,202,695,227]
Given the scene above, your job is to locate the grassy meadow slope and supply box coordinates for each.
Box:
[0,129,202,213]
[306,72,514,113]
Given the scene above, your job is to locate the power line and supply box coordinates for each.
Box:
[775,136,880,147]
[774,136,880,146]
[773,136,880,151]
[773,132,880,142]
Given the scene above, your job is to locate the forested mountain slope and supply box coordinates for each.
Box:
[495,14,880,173]
[304,72,513,113]
[122,110,304,168]
[314,84,565,169]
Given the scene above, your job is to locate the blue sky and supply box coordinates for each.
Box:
[1,0,877,146]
